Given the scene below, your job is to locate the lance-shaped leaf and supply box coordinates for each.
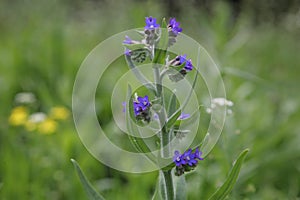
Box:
[173,105,202,131]
[131,49,150,63]
[208,149,249,200]
[123,43,146,51]
[167,91,177,117]
[125,55,157,95]
[167,62,187,82]
[153,18,168,65]
[164,71,199,129]
[199,132,210,156]
[126,85,157,164]
[151,181,162,200]
[71,159,105,200]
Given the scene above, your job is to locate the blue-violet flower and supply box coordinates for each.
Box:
[168,18,182,35]
[184,59,193,71]
[145,16,160,30]
[177,112,190,120]
[124,49,132,56]
[122,102,126,113]
[123,36,133,44]
[133,95,152,122]
[173,147,203,176]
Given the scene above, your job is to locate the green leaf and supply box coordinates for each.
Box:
[174,175,187,200]
[151,181,162,200]
[153,18,168,65]
[208,149,249,200]
[123,43,146,51]
[167,91,177,117]
[131,49,150,63]
[165,71,199,129]
[167,62,186,74]
[125,55,157,95]
[200,132,210,154]
[168,71,186,82]
[126,85,157,163]
[71,159,105,200]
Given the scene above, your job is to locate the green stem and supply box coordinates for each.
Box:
[154,66,162,98]
[153,65,174,200]
[153,66,169,157]
[161,170,174,200]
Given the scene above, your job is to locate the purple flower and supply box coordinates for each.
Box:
[170,54,186,66]
[181,149,198,166]
[173,150,183,167]
[123,36,133,44]
[184,59,193,71]
[133,95,151,116]
[183,149,198,166]
[171,54,194,71]
[179,54,187,65]
[124,49,132,56]
[133,102,142,116]
[194,147,204,160]
[153,113,159,121]
[122,102,126,113]
[145,16,160,30]
[170,54,193,72]
[173,148,203,176]
[168,18,182,35]
[178,112,190,120]
[137,96,150,111]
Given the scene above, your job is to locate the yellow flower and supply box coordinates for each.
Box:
[37,118,58,135]
[50,106,70,120]
[9,106,28,126]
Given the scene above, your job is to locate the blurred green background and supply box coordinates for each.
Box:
[1,0,300,199]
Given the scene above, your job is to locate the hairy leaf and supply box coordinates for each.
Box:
[71,159,105,200]
[208,149,249,200]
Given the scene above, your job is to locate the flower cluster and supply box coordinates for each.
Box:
[170,54,194,71]
[173,148,203,176]
[168,18,182,36]
[206,98,234,115]
[9,92,70,135]
[133,94,152,123]
[123,16,183,61]
[123,16,194,83]
[168,17,182,46]
[168,54,194,82]
[123,16,161,58]
[144,16,160,30]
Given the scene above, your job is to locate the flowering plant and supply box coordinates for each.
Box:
[72,16,248,200]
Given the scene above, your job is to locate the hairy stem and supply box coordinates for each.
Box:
[154,66,162,98]
[153,65,174,200]
[161,170,174,200]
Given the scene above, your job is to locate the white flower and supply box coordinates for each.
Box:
[15,92,36,104]
[206,98,234,114]
[212,98,234,107]
[28,112,47,123]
